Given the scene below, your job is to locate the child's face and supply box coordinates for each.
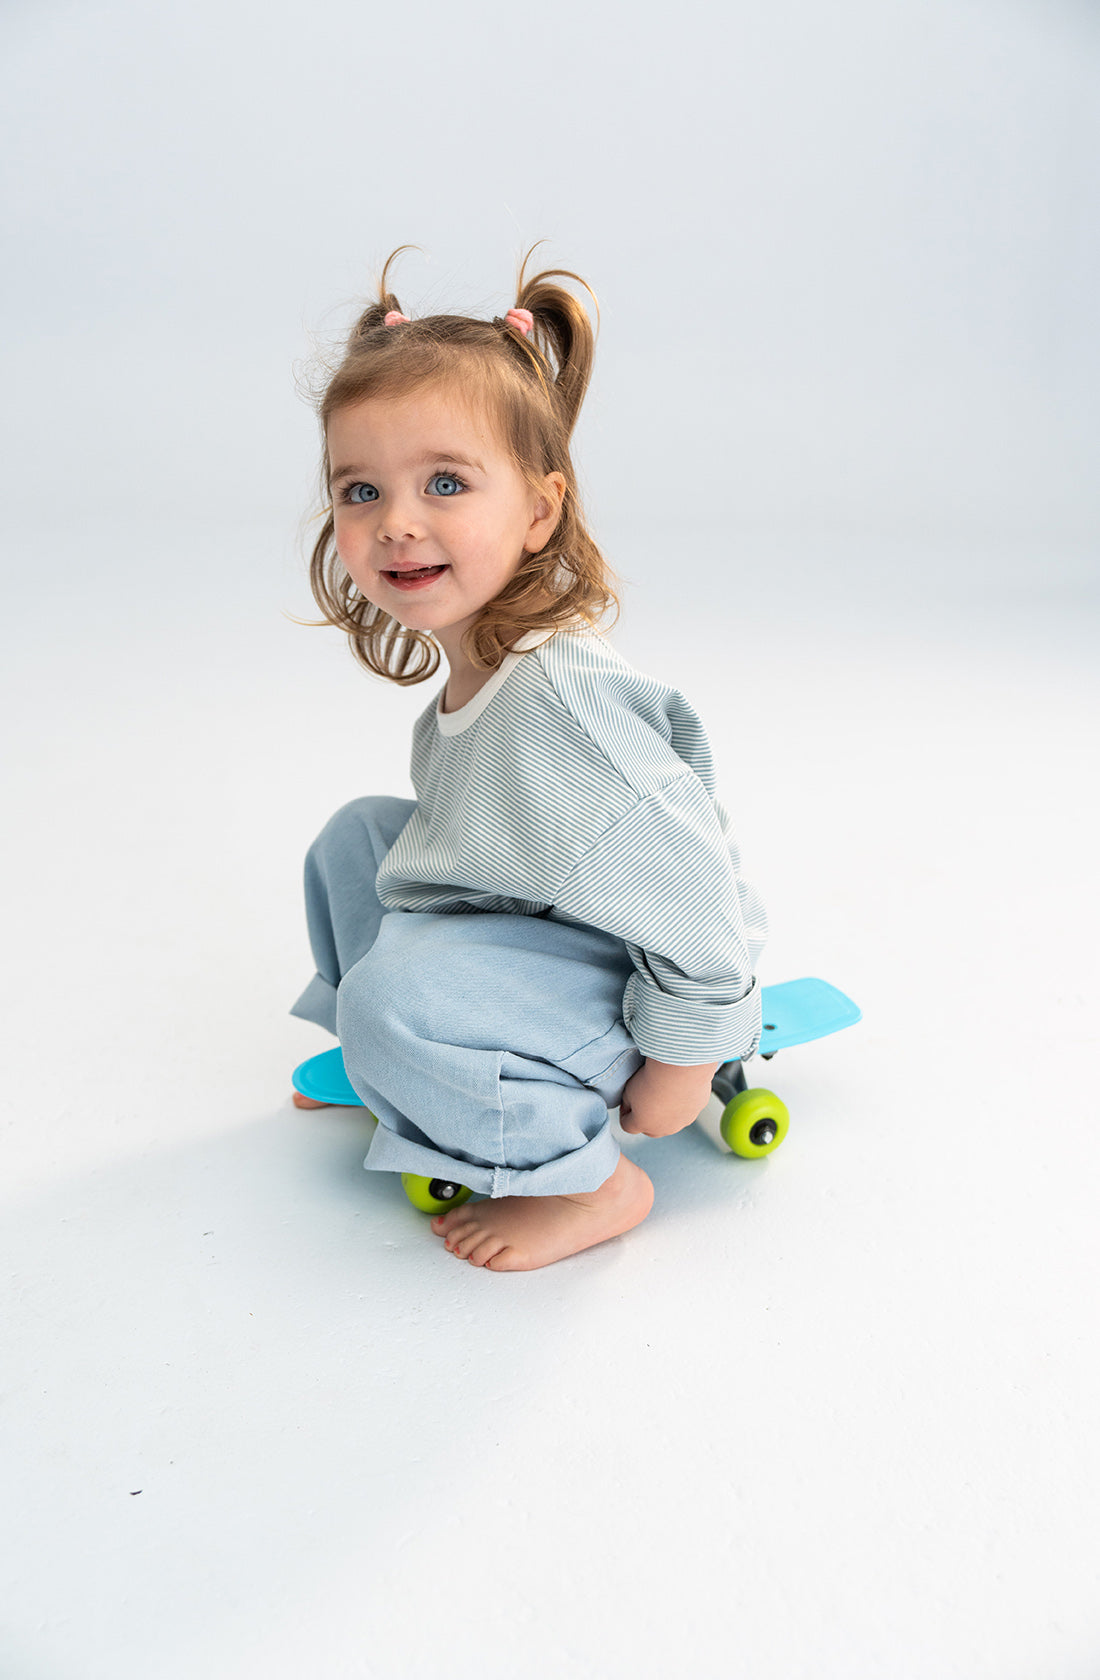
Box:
[328,387,565,668]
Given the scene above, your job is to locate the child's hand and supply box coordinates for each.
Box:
[618,1061,712,1139]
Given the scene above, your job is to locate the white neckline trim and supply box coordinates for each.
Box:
[435,627,558,736]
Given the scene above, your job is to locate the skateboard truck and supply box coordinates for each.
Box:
[708,976,862,1158]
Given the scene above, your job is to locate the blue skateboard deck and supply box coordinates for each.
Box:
[292,1045,364,1106]
[291,977,861,1106]
[752,977,861,1057]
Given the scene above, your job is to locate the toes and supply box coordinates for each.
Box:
[466,1235,506,1268]
[432,1215,476,1253]
[448,1223,484,1259]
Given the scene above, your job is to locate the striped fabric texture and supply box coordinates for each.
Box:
[375,625,768,1067]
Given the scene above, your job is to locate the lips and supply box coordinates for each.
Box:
[383,563,450,590]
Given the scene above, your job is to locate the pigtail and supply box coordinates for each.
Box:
[349,243,420,341]
[511,243,599,439]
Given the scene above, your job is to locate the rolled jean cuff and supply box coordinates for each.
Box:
[363,1114,622,1199]
[289,972,339,1037]
[623,973,762,1065]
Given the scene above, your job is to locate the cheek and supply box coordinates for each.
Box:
[334,514,367,560]
[475,506,531,560]
[333,526,373,587]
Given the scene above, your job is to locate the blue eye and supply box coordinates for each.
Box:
[428,473,464,497]
[346,482,378,504]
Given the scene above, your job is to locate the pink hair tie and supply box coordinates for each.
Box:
[504,307,534,336]
[384,310,410,326]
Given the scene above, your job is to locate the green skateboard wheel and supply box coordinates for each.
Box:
[719,1088,790,1158]
[401,1173,475,1214]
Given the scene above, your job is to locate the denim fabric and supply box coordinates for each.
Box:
[291,796,644,1197]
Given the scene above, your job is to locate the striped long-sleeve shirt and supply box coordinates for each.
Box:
[375,625,768,1066]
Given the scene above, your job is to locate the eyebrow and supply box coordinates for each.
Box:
[329,450,486,484]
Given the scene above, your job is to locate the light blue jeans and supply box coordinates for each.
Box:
[290,796,645,1197]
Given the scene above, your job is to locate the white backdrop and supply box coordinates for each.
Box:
[2,0,1098,607]
[2,4,1099,1678]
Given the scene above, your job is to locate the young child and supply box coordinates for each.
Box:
[290,247,768,1272]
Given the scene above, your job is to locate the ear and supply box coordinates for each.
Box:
[524,472,567,553]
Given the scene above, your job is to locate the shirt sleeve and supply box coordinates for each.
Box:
[551,770,764,1066]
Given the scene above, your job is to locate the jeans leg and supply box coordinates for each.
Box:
[289,794,417,1035]
[336,907,645,1197]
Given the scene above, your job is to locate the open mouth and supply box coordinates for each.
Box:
[385,564,449,587]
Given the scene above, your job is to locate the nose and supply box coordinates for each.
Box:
[377,488,424,544]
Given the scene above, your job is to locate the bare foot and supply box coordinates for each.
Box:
[429,1153,654,1271]
[291,1090,330,1109]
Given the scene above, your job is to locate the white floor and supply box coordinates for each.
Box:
[3,540,1099,1680]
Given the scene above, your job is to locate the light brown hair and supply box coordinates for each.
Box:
[301,245,622,685]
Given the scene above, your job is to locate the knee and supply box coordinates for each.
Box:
[336,911,437,1032]
[335,942,391,1040]
[307,795,416,868]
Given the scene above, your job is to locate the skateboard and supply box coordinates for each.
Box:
[290,975,861,1215]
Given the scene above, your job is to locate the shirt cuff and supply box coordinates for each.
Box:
[622,972,762,1066]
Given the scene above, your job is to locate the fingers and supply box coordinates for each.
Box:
[620,1118,682,1139]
